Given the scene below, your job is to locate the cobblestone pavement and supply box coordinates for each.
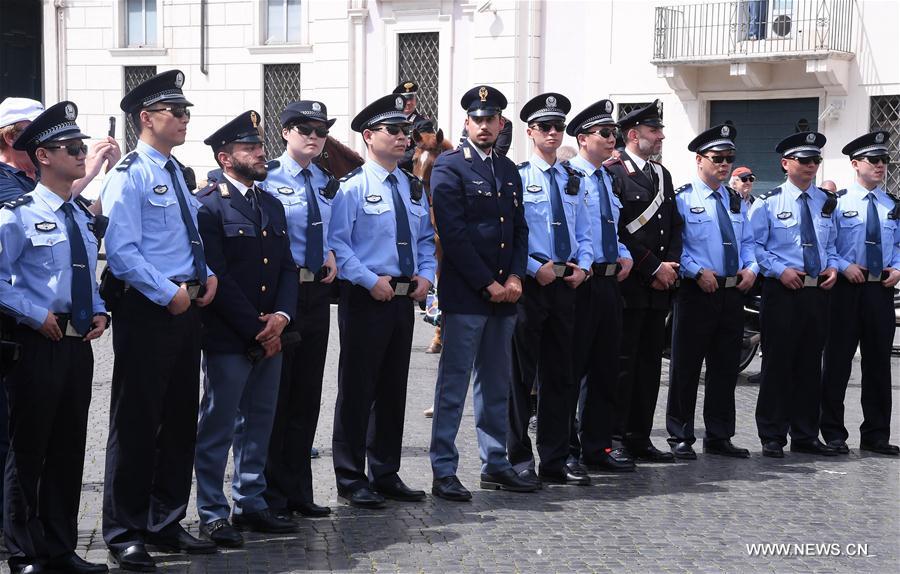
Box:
[3,307,898,573]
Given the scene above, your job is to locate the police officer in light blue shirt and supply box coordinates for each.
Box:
[0,100,110,574]
[509,92,593,489]
[100,69,219,569]
[821,131,900,457]
[667,124,757,462]
[260,100,340,519]
[329,94,436,509]
[749,131,841,459]
[564,99,636,474]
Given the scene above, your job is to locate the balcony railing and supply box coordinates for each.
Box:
[652,0,854,64]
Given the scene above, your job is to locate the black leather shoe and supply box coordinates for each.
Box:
[145,524,217,555]
[762,441,784,458]
[46,552,109,573]
[432,475,472,502]
[584,449,636,472]
[9,563,44,574]
[859,440,900,456]
[629,443,675,463]
[232,509,298,533]
[539,464,591,486]
[338,486,386,509]
[516,468,542,490]
[480,469,539,492]
[108,544,155,572]
[825,440,850,455]
[372,477,427,502]
[703,439,751,458]
[669,441,697,460]
[199,519,243,548]
[288,501,332,517]
[790,439,839,456]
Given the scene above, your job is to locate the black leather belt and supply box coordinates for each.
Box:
[591,262,619,278]
[389,276,418,296]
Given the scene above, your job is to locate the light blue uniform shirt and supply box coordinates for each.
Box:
[567,154,630,264]
[328,160,437,290]
[748,179,839,278]
[0,184,105,329]
[676,177,758,278]
[833,181,900,272]
[100,140,211,306]
[260,152,332,267]
[519,154,593,275]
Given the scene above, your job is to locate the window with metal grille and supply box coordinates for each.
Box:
[870,95,899,196]
[263,64,301,158]
[123,65,156,152]
[397,32,439,126]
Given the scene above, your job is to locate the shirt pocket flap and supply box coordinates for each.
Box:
[772,217,798,229]
[362,202,391,216]
[29,232,67,247]
[522,192,548,204]
[687,212,712,224]
[838,215,863,228]
[223,223,257,238]
[148,196,177,209]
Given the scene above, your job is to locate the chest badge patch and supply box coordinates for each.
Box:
[842,210,858,218]
[366,194,382,203]
[35,221,57,232]
[153,185,168,195]
[526,185,542,193]
[777,211,792,220]
[690,206,706,214]
[277,187,294,195]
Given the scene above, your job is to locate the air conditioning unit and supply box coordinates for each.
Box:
[769,1,794,38]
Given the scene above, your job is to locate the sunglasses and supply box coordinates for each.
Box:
[738,174,756,182]
[293,124,329,138]
[532,121,567,133]
[788,156,823,165]
[703,154,736,164]
[860,155,891,165]
[586,127,618,139]
[146,106,191,118]
[42,142,88,157]
[372,125,411,137]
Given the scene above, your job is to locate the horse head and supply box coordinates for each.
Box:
[412,128,453,195]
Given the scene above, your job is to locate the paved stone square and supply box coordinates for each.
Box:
[3,307,898,573]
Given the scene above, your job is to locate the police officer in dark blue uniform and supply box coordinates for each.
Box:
[193,111,299,546]
[821,131,900,456]
[749,131,840,457]
[0,101,109,574]
[429,85,536,500]
[394,81,434,172]
[101,70,218,570]
[329,94,437,508]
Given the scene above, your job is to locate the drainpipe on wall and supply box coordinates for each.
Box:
[54,0,67,101]
[348,0,368,154]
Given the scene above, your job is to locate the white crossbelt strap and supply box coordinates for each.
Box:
[624,161,665,235]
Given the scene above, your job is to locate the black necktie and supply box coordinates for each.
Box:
[547,166,572,261]
[164,160,207,285]
[246,186,257,212]
[386,173,415,277]
[594,169,618,263]
[302,168,324,272]
[713,190,739,276]
[866,192,883,277]
[799,191,822,277]
[60,203,92,335]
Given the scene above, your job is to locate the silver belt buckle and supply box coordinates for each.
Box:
[393,281,411,296]
[867,273,882,282]
[299,268,316,283]
[602,263,617,277]
[724,276,738,289]
[803,275,819,288]
[64,321,82,338]
[552,263,567,278]
[186,284,202,299]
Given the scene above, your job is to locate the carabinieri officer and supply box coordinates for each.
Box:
[666,124,757,460]
[329,94,437,508]
[101,70,218,570]
[261,100,340,519]
[510,93,593,488]
[0,101,109,574]
[820,131,900,456]
[749,131,840,458]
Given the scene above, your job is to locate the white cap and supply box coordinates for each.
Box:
[0,98,44,129]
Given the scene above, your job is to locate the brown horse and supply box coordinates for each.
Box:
[315,135,364,179]
[412,128,453,355]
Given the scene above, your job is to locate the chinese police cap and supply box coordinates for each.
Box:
[688,124,737,153]
[566,99,617,136]
[841,131,890,158]
[618,99,664,130]
[776,131,826,158]
[393,81,419,97]
[351,94,410,132]
[13,100,90,152]
[460,85,507,118]
[203,110,264,150]
[520,92,571,124]
[280,100,337,128]
[0,97,44,128]
[119,69,192,113]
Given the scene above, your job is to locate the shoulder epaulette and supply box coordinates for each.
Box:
[73,195,95,218]
[675,183,692,195]
[836,188,848,197]
[758,186,782,200]
[171,155,196,191]
[888,193,900,219]
[115,151,138,171]
[198,182,218,198]
[517,161,530,170]
[725,185,742,214]
[265,159,280,172]
[401,168,424,201]
[339,166,362,183]
[1,194,33,210]
[560,160,585,177]
[821,187,837,216]
[602,157,623,167]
